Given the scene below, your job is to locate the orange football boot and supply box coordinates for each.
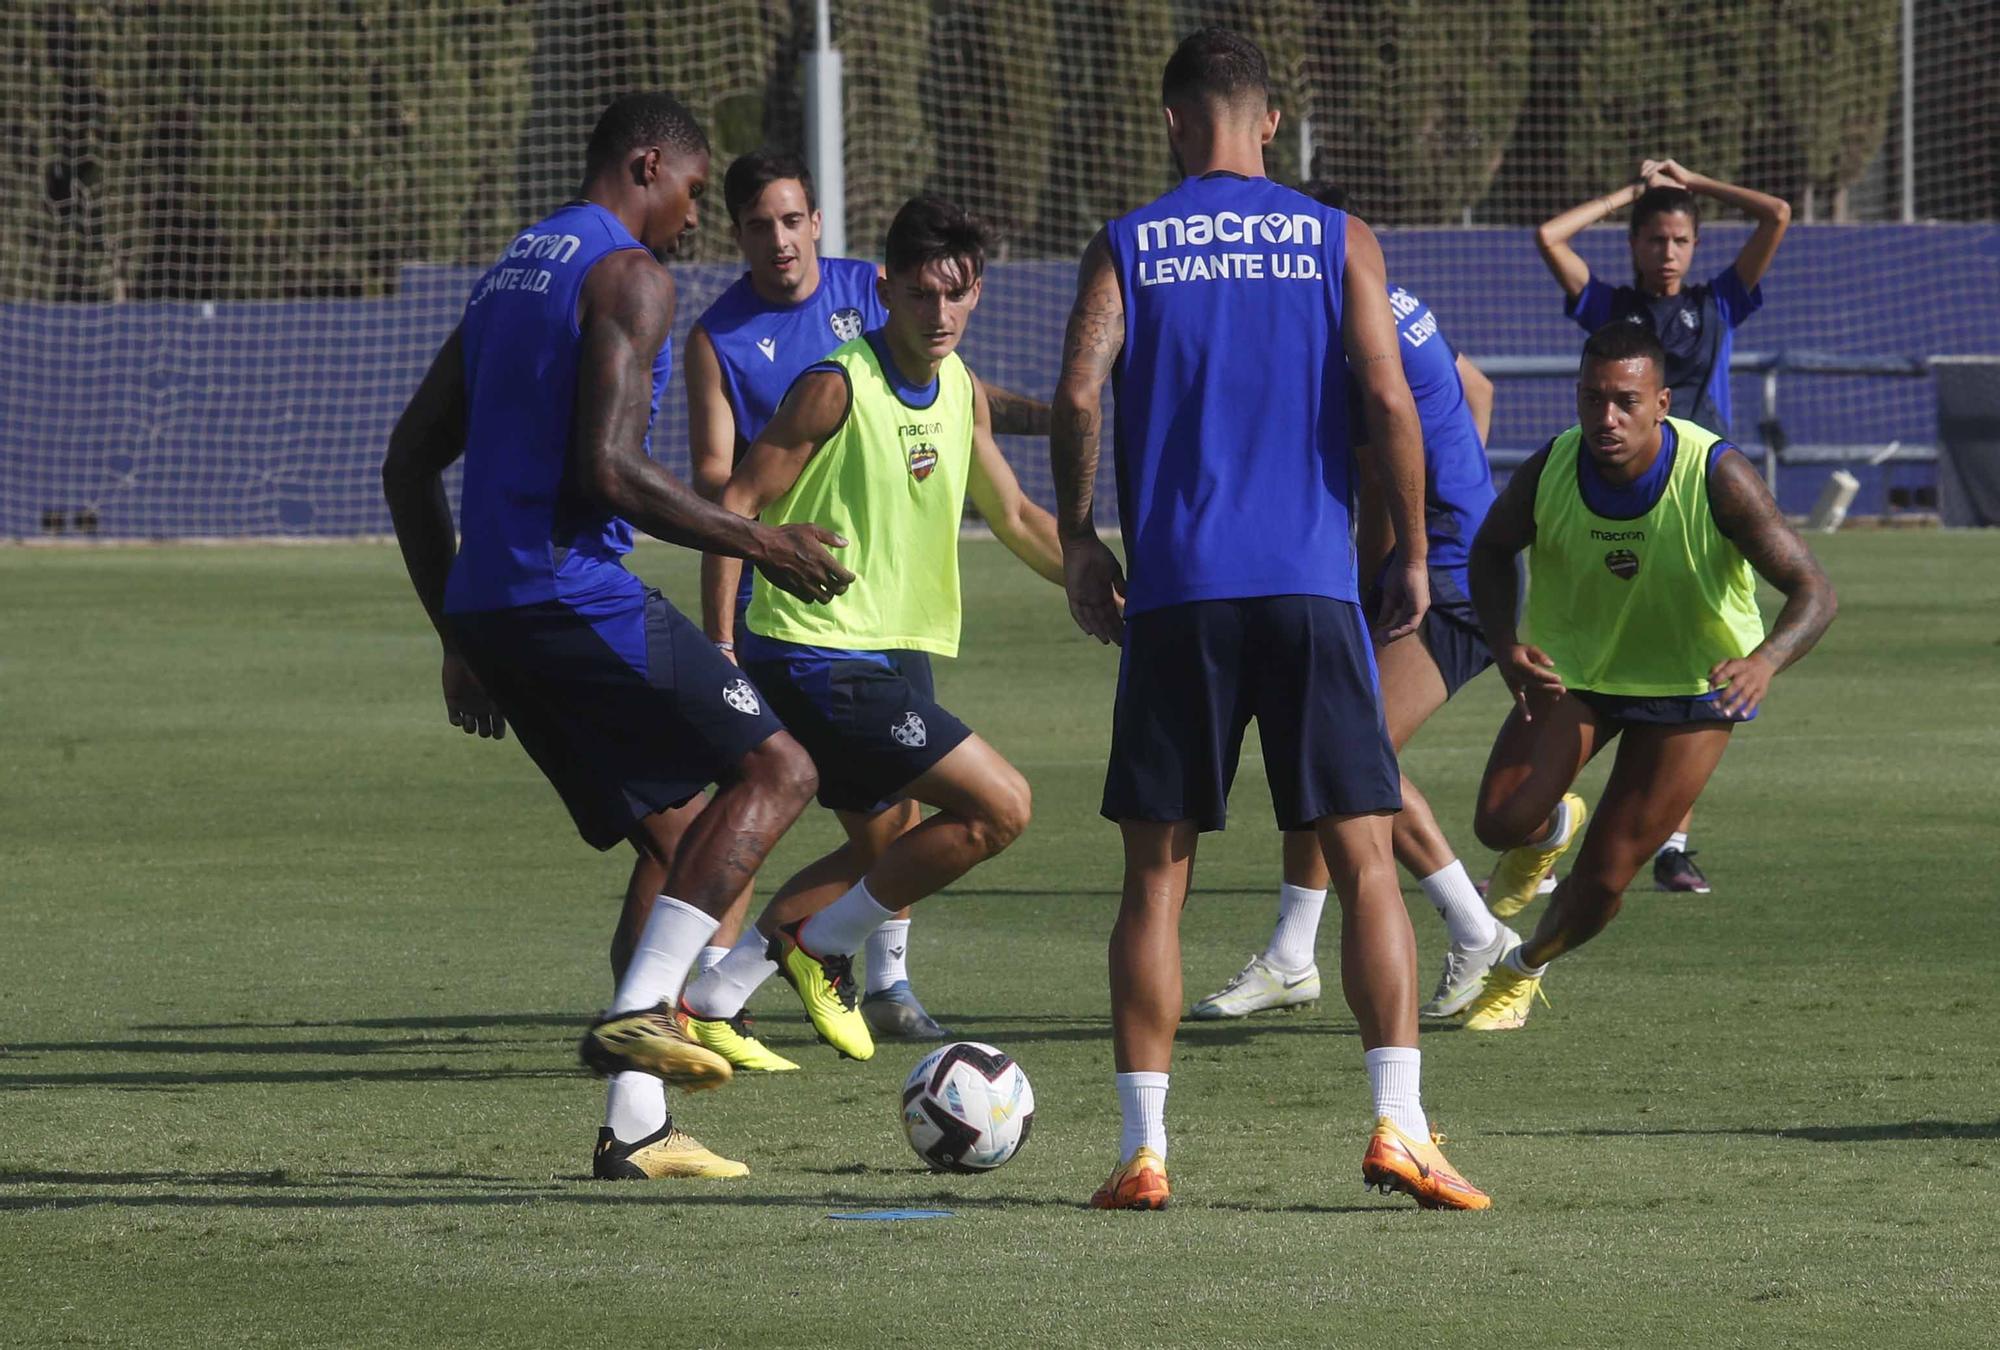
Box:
[1089,1146,1171,1210]
[1360,1117,1491,1211]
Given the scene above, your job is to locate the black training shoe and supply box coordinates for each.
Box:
[1653,847,1712,894]
[860,980,951,1039]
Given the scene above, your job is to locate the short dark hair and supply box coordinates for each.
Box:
[1301,179,1348,212]
[1630,185,1700,236]
[1581,320,1667,378]
[584,93,708,177]
[883,194,994,280]
[1161,27,1269,109]
[724,149,816,225]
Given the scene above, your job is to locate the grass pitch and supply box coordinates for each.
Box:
[3,534,1998,1348]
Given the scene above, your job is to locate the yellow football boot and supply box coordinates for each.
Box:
[1361,1118,1490,1210]
[1461,957,1551,1032]
[768,922,874,1061]
[1089,1147,1171,1210]
[592,1125,748,1180]
[1487,792,1587,919]
[685,1010,800,1072]
[578,1001,733,1090]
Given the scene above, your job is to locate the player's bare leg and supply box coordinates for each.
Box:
[1473,691,1609,920]
[760,735,1030,1059]
[1111,820,1198,1074]
[1312,812,1417,1051]
[1522,724,1732,966]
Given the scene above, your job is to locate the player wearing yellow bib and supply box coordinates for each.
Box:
[1458,322,1836,1031]
[676,195,1065,1061]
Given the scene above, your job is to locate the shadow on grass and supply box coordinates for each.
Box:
[1504,1119,2000,1144]
[132,1013,582,1033]
[935,1012,1354,1045]
[3,1036,549,1058]
[0,1065,572,1091]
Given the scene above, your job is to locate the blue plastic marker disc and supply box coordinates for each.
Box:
[827,1209,956,1221]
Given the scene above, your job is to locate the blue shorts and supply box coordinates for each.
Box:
[1573,689,1758,726]
[742,645,972,814]
[1368,567,1494,699]
[447,589,785,850]
[1102,596,1401,832]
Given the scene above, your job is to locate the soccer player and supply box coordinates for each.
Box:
[1052,28,1489,1212]
[1534,158,1793,896]
[1456,322,1835,1032]
[675,194,1064,1065]
[1189,181,1515,1024]
[622,152,1056,1056]
[381,94,853,1181]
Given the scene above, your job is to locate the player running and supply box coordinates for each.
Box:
[1534,158,1793,896]
[675,193,1064,1065]
[381,94,851,1181]
[1456,322,1835,1032]
[1053,29,1489,1212]
[1190,181,1515,1024]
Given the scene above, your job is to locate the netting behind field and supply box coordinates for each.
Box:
[2,2,1997,538]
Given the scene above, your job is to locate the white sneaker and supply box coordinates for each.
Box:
[1420,926,1521,1018]
[1188,955,1320,1020]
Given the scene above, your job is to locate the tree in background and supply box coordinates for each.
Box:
[1762,0,1898,221]
[925,0,1057,256]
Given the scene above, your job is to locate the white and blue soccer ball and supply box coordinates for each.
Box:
[900,1041,1035,1173]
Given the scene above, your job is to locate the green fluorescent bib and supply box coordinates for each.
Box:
[1526,418,1764,696]
[748,338,974,656]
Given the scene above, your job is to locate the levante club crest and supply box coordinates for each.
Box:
[1604,548,1641,580]
[909,443,940,481]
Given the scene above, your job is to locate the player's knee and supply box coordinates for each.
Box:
[969,770,1032,857]
[1474,799,1537,852]
[745,734,818,808]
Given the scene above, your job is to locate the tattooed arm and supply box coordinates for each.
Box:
[1050,229,1127,644]
[976,376,1052,437]
[1705,448,1838,716]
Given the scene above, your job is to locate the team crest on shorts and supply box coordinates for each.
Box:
[908,443,939,481]
[722,678,762,715]
[1604,548,1641,580]
[830,307,864,343]
[890,712,928,748]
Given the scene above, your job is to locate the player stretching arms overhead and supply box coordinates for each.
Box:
[381,94,851,1181]
[1053,28,1488,1212]
[675,194,1064,1064]
[1190,179,1516,1024]
[1456,322,1835,1032]
[1531,158,1792,898]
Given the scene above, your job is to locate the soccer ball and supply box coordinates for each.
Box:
[900,1041,1035,1173]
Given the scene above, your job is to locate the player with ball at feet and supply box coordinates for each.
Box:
[1456,322,1836,1032]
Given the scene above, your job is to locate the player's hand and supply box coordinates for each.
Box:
[753,523,853,604]
[1499,643,1566,720]
[1651,158,1693,189]
[1372,561,1429,643]
[1708,651,1774,719]
[1638,158,1665,188]
[442,653,506,740]
[1062,535,1126,646]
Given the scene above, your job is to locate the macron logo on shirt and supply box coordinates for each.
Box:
[756,336,777,362]
[1133,210,1327,288]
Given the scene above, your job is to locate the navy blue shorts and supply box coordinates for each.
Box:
[1367,567,1494,699]
[1573,689,1758,726]
[1102,596,1402,832]
[742,646,972,814]
[447,590,786,850]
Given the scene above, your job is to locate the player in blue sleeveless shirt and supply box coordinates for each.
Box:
[382,94,851,1184]
[1537,158,1793,894]
[1051,29,1489,1213]
[1191,182,1524,1030]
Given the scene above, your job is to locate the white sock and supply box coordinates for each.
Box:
[865,919,912,994]
[1363,1046,1428,1141]
[1420,860,1500,950]
[1544,797,1578,849]
[681,929,779,1020]
[1657,830,1689,857]
[797,878,896,957]
[1262,883,1326,973]
[695,944,729,975]
[1116,1071,1169,1162]
[1505,945,1549,979]
[603,1071,668,1144]
[610,895,717,1015]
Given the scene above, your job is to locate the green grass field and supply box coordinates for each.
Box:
[4,534,1998,1347]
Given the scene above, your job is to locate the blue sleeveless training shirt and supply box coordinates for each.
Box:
[1385,284,1494,582]
[1105,173,1354,615]
[445,202,671,615]
[700,256,886,448]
